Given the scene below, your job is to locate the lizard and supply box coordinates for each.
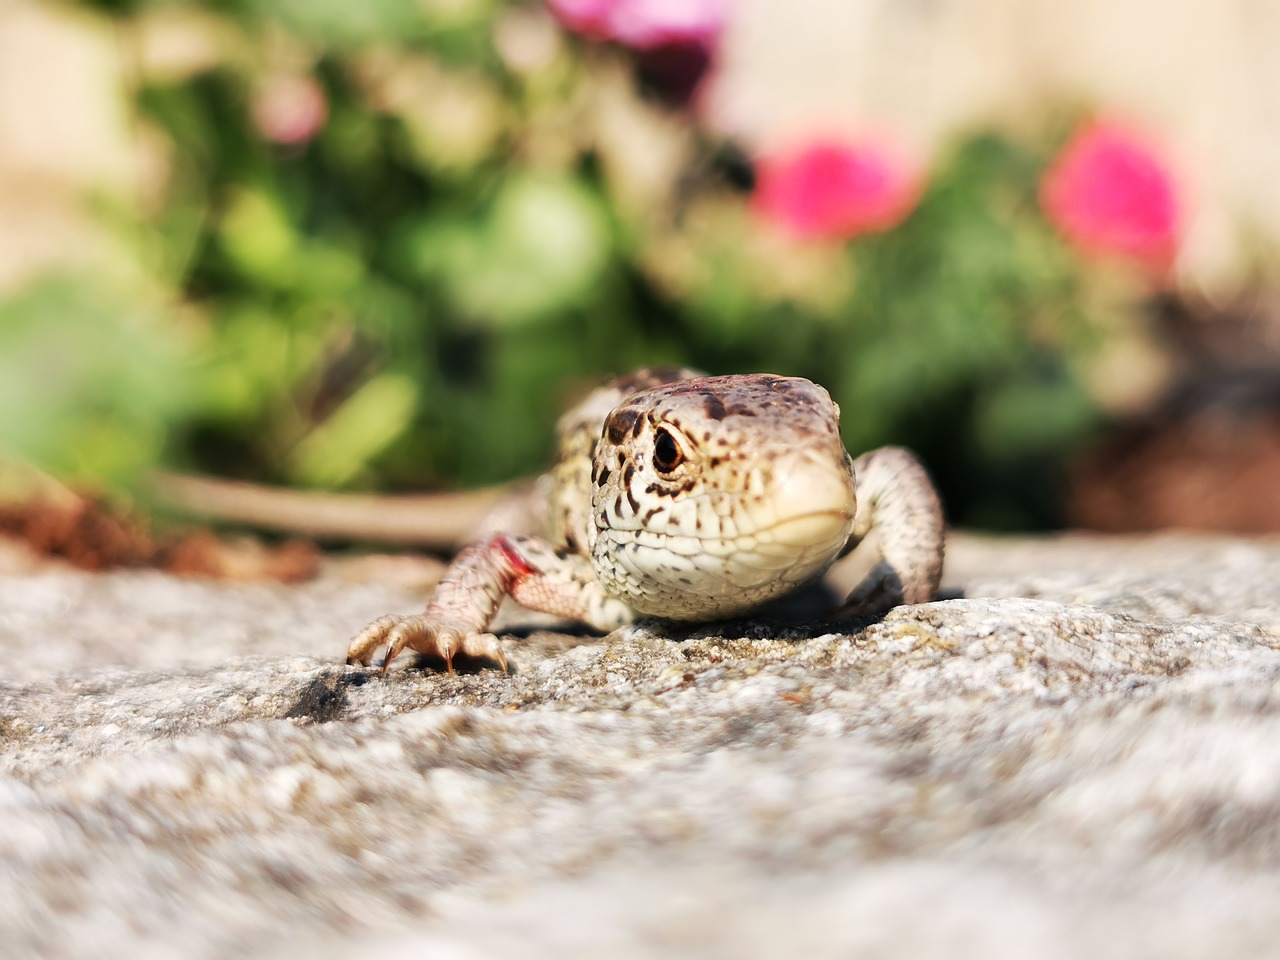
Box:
[345,368,945,674]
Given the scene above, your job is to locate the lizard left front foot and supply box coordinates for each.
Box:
[346,613,507,675]
[841,447,945,615]
[839,561,909,616]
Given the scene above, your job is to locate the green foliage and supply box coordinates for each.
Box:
[828,136,1100,527]
[0,276,190,488]
[6,0,1131,528]
[407,173,613,327]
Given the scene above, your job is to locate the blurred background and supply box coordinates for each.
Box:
[6,0,1280,544]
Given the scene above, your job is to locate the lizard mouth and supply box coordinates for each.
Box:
[756,508,853,554]
[756,449,856,544]
[725,456,855,585]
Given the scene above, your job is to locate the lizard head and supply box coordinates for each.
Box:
[587,373,856,620]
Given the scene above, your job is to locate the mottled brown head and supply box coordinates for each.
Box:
[587,373,856,619]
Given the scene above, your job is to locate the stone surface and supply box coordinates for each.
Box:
[4,532,1280,957]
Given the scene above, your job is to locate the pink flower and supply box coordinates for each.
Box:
[546,0,615,39]
[251,74,328,147]
[546,0,726,51]
[1041,121,1181,270]
[752,138,921,241]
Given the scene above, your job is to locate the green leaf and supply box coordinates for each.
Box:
[217,188,298,283]
[286,373,419,487]
[0,274,190,486]
[412,174,613,327]
[975,373,1096,460]
[257,0,431,45]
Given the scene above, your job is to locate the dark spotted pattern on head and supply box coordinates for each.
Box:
[611,366,695,398]
[605,408,641,445]
[585,372,857,619]
[643,479,695,498]
[544,366,705,557]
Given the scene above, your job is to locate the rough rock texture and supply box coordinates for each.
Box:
[4,533,1280,958]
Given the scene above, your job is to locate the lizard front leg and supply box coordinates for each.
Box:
[840,446,945,615]
[346,534,635,674]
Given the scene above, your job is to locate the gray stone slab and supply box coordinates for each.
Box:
[3,533,1280,958]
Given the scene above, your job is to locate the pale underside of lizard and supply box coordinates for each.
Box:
[346,368,946,674]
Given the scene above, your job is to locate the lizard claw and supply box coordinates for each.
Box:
[345,613,507,674]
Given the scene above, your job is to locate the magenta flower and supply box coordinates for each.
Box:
[752,138,921,241]
[546,0,726,51]
[546,0,615,39]
[1041,121,1181,270]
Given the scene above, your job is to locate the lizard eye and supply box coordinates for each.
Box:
[652,428,684,474]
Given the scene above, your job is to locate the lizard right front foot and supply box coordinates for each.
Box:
[346,613,507,675]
